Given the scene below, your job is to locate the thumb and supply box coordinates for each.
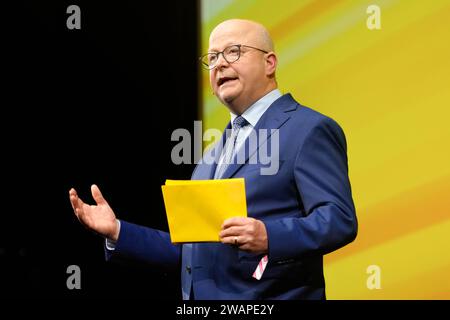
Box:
[91,184,107,205]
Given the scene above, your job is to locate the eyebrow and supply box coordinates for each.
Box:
[208,42,237,53]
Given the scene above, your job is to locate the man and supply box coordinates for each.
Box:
[69,19,357,299]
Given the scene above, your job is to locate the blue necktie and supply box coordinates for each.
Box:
[214,116,249,179]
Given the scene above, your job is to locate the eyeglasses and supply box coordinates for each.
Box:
[199,44,269,70]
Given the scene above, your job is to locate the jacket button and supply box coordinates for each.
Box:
[186,265,192,274]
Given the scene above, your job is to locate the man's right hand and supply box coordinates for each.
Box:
[69,184,119,241]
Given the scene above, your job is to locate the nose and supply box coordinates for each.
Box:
[215,52,229,69]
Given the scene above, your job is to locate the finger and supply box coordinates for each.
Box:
[221,235,247,247]
[75,207,82,218]
[69,190,79,210]
[69,188,77,208]
[70,192,86,214]
[237,242,251,251]
[91,184,106,205]
[221,217,248,229]
[69,188,78,197]
[220,235,238,246]
[219,225,245,239]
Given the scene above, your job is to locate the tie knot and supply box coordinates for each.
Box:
[233,116,248,129]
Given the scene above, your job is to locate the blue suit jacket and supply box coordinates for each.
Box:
[106,94,357,300]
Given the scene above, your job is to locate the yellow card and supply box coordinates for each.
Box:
[161,178,247,243]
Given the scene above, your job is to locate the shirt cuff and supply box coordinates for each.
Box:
[105,219,121,251]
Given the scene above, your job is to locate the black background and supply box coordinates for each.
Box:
[2,0,199,299]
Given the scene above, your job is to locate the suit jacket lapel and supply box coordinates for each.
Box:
[191,93,299,180]
[221,94,298,179]
[191,122,231,180]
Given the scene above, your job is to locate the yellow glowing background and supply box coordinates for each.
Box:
[200,0,450,299]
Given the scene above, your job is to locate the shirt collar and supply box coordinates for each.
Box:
[230,89,282,128]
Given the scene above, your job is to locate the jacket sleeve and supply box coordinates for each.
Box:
[264,117,357,262]
[105,220,181,271]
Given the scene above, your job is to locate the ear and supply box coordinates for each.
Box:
[265,52,277,78]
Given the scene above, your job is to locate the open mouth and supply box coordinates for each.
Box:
[217,77,238,86]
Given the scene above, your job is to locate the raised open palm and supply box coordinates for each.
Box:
[69,184,119,241]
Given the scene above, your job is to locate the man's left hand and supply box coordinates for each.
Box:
[219,217,268,253]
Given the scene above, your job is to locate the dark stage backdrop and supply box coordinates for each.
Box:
[2,1,199,298]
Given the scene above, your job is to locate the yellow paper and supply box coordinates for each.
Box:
[161,178,247,243]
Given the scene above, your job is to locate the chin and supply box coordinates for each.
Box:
[220,88,240,101]
[218,92,235,104]
[222,94,234,103]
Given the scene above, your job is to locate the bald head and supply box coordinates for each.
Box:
[209,19,274,53]
[208,19,278,114]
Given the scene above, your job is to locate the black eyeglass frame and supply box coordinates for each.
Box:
[199,44,269,70]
